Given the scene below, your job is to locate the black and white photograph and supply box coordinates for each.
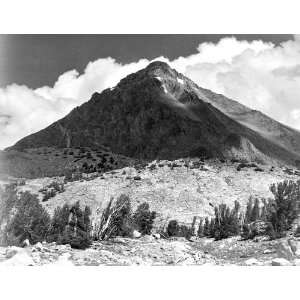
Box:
[1,3,300,297]
[2,32,300,267]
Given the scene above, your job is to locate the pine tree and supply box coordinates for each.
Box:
[203,217,210,236]
[250,198,260,222]
[245,197,253,224]
[197,218,204,237]
[167,220,179,237]
[270,180,299,235]
[5,191,51,245]
[132,202,156,235]
[47,204,70,242]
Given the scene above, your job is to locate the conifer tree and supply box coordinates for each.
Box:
[250,198,260,222]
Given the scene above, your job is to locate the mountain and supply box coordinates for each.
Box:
[5,61,300,173]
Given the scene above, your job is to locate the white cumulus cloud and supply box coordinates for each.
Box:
[1,36,300,149]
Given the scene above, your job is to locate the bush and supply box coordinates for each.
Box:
[94,194,133,240]
[0,184,19,245]
[197,218,205,237]
[210,201,241,240]
[269,180,299,236]
[5,191,51,245]
[47,204,70,242]
[132,202,156,235]
[166,220,192,239]
[48,181,65,193]
[242,181,300,239]
[42,189,57,202]
[203,217,211,237]
[166,220,179,237]
[58,202,92,249]
[48,201,92,249]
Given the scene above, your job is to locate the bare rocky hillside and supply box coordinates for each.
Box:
[16,158,299,227]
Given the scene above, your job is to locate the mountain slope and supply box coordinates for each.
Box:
[6,61,300,168]
[193,85,300,158]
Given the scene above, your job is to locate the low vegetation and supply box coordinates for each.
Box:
[0,185,92,249]
[94,194,157,240]
[39,181,65,202]
[1,178,299,250]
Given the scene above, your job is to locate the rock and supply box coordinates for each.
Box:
[263,249,275,254]
[22,239,30,248]
[140,235,155,242]
[132,230,141,238]
[271,258,292,266]
[2,248,34,266]
[288,239,300,256]
[277,240,294,260]
[253,236,269,243]
[188,236,198,242]
[153,233,161,239]
[49,253,74,266]
[35,242,44,251]
[5,246,23,259]
[245,258,260,266]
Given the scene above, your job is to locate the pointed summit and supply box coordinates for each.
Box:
[145,61,177,77]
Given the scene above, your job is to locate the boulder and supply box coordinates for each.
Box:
[263,249,275,254]
[245,258,260,266]
[2,248,34,266]
[271,258,292,266]
[277,240,294,260]
[35,242,44,251]
[152,233,161,239]
[288,239,300,257]
[22,239,30,248]
[5,246,23,259]
[132,230,141,238]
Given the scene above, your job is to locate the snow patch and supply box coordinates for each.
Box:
[155,76,162,82]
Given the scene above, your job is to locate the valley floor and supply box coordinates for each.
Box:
[1,235,299,266]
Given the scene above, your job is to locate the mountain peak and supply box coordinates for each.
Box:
[146,61,171,71]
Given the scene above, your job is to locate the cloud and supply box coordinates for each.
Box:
[1,36,300,149]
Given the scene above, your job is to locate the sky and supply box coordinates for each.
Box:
[0,34,300,149]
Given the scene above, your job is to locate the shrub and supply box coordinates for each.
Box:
[47,204,70,242]
[95,194,133,240]
[269,180,299,236]
[132,202,156,235]
[166,220,179,237]
[48,181,65,193]
[197,218,205,237]
[203,217,211,237]
[58,202,92,249]
[0,184,19,245]
[42,189,57,202]
[166,220,192,239]
[211,201,241,240]
[251,198,260,222]
[5,191,51,245]
[242,181,300,239]
[49,201,92,249]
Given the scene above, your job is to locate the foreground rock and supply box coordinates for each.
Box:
[0,236,299,266]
